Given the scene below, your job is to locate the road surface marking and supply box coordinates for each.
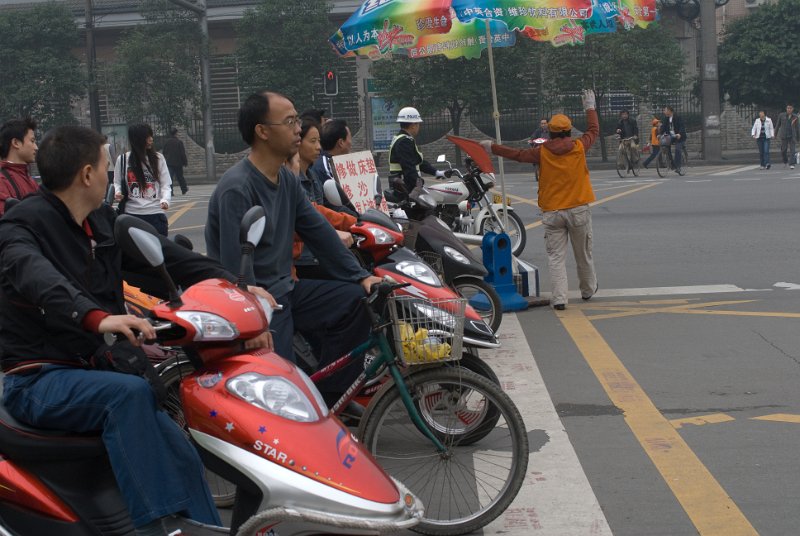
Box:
[773,282,800,290]
[481,313,613,535]
[169,223,205,232]
[751,414,800,424]
[558,308,758,536]
[670,413,736,429]
[711,165,761,176]
[168,201,197,226]
[686,179,712,183]
[733,178,761,181]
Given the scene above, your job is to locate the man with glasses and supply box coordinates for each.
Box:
[205,91,381,403]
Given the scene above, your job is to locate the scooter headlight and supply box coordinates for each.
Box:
[443,245,470,265]
[412,301,456,329]
[367,227,395,245]
[227,373,320,422]
[175,311,239,341]
[395,260,441,286]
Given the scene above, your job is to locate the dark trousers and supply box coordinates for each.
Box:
[128,212,168,237]
[780,138,796,164]
[168,165,188,194]
[270,279,370,396]
[2,366,220,528]
[756,137,771,167]
[643,145,660,167]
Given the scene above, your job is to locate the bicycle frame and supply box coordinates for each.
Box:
[308,305,448,453]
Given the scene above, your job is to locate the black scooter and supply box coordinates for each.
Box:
[383,187,504,333]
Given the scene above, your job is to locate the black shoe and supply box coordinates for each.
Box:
[582,283,599,301]
[554,304,566,311]
[181,188,189,195]
[767,164,771,169]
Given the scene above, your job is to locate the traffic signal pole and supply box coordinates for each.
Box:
[699,0,722,161]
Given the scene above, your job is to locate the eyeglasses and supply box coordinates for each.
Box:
[261,116,300,128]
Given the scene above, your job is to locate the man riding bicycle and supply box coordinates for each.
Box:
[660,105,687,170]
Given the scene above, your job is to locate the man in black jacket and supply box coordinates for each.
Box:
[162,127,189,194]
[660,105,687,171]
[388,106,445,194]
[0,126,270,535]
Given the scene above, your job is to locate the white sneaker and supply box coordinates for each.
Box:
[792,165,795,170]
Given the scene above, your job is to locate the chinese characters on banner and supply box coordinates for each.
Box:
[331,150,390,214]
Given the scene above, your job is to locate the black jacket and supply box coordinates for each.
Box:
[615,118,639,139]
[660,114,687,141]
[389,132,438,193]
[162,136,188,168]
[0,190,232,370]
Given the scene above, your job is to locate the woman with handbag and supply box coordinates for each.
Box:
[113,124,172,236]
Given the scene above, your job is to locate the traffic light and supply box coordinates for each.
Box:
[324,70,338,96]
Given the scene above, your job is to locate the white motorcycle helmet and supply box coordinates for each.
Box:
[396,107,423,123]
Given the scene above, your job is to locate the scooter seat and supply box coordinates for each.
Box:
[0,402,105,461]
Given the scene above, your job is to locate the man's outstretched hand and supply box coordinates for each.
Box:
[582,89,596,111]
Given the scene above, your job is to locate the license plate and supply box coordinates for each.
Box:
[492,193,510,205]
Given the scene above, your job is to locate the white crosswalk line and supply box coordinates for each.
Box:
[480,314,612,535]
[710,165,761,176]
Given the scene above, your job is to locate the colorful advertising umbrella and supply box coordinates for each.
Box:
[330,0,658,219]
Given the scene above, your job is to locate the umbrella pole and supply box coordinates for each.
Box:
[485,23,509,231]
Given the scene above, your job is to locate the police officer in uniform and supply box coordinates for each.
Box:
[388,107,445,194]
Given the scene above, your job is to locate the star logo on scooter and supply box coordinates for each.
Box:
[225,422,234,432]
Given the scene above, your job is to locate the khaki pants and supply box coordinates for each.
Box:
[542,204,597,306]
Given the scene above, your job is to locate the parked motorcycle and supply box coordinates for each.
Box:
[424,135,526,256]
[0,209,423,536]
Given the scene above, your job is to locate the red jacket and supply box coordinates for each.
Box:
[0,162,39,216]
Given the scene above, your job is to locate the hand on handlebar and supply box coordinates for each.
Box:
[360,275,384,295]
[98,314,156,346]
[336,230,354,248]
[244,331,273,351]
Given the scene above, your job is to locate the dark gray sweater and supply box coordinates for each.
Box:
[205,158,369,298]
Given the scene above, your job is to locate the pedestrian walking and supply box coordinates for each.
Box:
[113,123,172,236]
[480,90,599,310]
[751,110,774,170]
[775,104,799,169]
[642,118,661,169]
[162,127,189,194]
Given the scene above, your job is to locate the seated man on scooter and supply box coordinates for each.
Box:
[0,126,272,536]
[206,91,382,404]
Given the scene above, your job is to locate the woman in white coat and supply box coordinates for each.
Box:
[751,111,775,170]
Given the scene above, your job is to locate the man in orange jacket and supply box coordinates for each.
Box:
[481,89,599,310]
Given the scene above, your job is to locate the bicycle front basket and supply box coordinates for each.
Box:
[387,295,465,366]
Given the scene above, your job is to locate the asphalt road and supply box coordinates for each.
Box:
[167,160,800,535]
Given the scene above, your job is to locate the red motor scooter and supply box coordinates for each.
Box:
[0,208,422,536]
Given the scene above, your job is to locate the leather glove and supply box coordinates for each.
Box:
[582,89,596,111]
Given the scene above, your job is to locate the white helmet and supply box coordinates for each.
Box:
[396,107,423,123]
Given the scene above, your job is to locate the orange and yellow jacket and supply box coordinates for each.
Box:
[490,109,599,212]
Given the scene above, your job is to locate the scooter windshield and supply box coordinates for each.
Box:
[446,135,495,173]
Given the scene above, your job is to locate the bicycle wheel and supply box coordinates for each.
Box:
[616,148,627,178]
[451,276,502,333]
[161,363,238,508]
[678,145,689,175]
[358,367,528,536]
[656,148,669,178]
[630,147,641,176]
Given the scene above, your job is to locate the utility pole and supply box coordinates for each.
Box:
[85,0,102,132]
[699,0,722,161]
[167,0,216,182]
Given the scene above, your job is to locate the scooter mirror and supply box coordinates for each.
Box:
[436,154,446,163]
[240,205,266,248]
[323,180,344,207]
[115,215,164,268]
[114,215,183,305]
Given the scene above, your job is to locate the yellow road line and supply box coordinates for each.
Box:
[670,413,736,429]
[168,201,197,226]
[584,300,758,321]
[524,182,662,230]
[558,307,758,535]
[751,414,800,424]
